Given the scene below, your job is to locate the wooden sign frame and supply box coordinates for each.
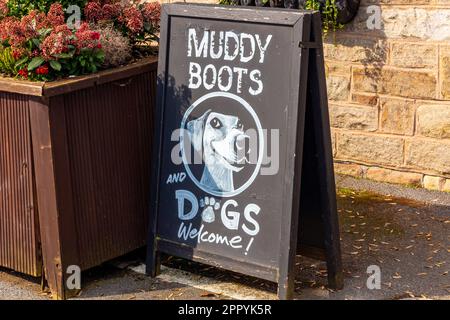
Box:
[147,4,343,300]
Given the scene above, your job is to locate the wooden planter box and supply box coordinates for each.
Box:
[0,57,157,299]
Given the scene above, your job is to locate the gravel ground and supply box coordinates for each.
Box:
[0,176,448,300]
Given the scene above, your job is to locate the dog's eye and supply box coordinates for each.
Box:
[210,118,222,129]
[236,120,243,130]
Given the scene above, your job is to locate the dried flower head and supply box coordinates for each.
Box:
[92,24,132,67]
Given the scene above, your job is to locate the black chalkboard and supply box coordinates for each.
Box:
[147,3,343,299]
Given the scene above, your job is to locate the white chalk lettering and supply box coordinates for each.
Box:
[188,28,208,58]
[255,34,272,63]
[178,222,243,249]
[176,190,198,220]
[249,69,263,96]
[186,28,273,95]
[221,200,240,230]
[242,204,261,236]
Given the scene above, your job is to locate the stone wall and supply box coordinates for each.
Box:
[325,0,450,192]
[158,0,450,192]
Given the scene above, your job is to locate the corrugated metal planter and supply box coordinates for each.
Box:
[0,57,157,299]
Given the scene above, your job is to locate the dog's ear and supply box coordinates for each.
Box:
[186,110,211,152]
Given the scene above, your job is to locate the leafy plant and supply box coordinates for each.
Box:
[0,1,161,81]
[62,47,105,75]
[0,46,17,75]
[7,0,87,17]
[304,0,344,36]
[84,1,161,48]
[218,0,239,4]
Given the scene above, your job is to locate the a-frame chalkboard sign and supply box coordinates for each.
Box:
[147,3,343,299]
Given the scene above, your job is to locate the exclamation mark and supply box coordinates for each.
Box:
[245,237,254,255]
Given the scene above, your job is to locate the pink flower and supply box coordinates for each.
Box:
[84,1,103,23]
[0,0,8,17]
[75,22,102,51]
[40,25,73,60]
[47,3,66,28]
[20,10,50,39]
[142,2,161,26]
[0,17,19,43]
[102,3,122,20]
[121,6,144,34]
[3,18,27,49]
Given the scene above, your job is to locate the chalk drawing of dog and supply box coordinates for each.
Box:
[187,110,250,193]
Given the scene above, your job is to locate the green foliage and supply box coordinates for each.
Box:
[218,0,238,5]
[0,46,17,75]
[27,56,45,71]
[52,46,105,76]
[304,0,344,36]
[7,0,87,17]
[72,48,105,75]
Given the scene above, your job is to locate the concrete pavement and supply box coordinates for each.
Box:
[0,175,448,300]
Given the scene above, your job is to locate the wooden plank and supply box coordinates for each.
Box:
[29,97,65,299]
[43,57,158,97]
[145,12,169,279]
[158,239,278,282]
[277,13,312,300]
[0,78,44,96]
[308,13,343,290]
[166,3,307,25]
[0,57,158,97]
[47,95,81,298]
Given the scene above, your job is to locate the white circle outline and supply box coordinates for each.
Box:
[180,92,264,198]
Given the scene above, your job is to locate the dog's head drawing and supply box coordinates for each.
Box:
[186,110,250,192]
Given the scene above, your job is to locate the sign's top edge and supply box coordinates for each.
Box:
[167,2,315,15]
[163,3,315,25]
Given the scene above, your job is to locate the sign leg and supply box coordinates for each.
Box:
[146,233,161,277]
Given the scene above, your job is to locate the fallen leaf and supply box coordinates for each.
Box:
[201,293,217,298]
[393,273,402,279]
